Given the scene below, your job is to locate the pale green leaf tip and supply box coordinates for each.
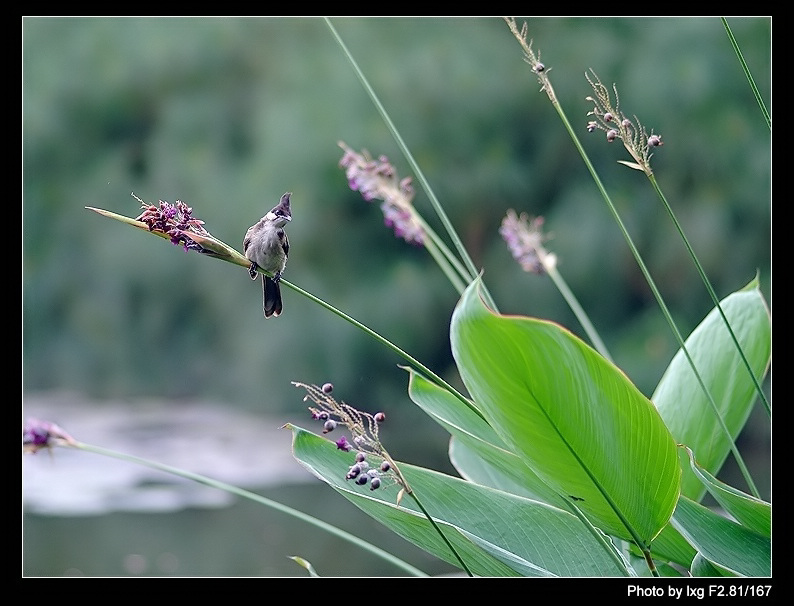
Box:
[289,556,319,576]
[739,271,761,293]
[398,365,420,381]
[617,160,644,171]
[85,206,147,227]
[461,274,488,308]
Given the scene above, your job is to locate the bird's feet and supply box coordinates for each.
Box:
[248,262,259,280]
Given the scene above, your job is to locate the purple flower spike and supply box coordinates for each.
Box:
[338,142,424,246]
[500,210,553,275]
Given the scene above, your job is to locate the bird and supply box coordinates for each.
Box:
[243,192,291,318]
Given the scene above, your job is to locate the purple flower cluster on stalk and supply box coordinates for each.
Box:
[135,195,210,253]
[338,142,424,246]
[23,418,76,453]
[499,210,554,275]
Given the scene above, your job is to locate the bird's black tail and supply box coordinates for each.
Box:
[263,276,283,318]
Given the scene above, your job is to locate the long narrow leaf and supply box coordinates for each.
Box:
[684,447,770,538]
[652,277,771,500]
[671,496,770,577]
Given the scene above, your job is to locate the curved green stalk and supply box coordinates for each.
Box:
[86,204,483,422]
[70,440,428,577]
[325,17,499,313]
[406,491,473,577]
[547,265,613,363]
[648,175,769,417]
[721,18,771,131]
[279,276,486,423]
[504,20,761,499]
[552,98,759,499]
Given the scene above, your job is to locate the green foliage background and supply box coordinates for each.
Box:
[23,18,770,477]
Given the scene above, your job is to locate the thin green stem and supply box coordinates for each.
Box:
[558,94,760,499]
[504,19,761,499]
[418,216,469,294]
[406,491,474,577]
[87,205,485,423]
[562,497,634,576]
[279,277,487,424]
[648,175,769,417]
[69,440,428,577]
[325,17,499,313]
[721,18,771,131]
[553,99,759,498]
[546,265,614,363]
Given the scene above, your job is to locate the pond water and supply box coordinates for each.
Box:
[23,393,455,577]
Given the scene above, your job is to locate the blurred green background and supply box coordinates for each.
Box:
[23,17,770,576]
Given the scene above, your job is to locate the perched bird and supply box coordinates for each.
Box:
[243,193,291,318]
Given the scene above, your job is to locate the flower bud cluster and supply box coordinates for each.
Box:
[344,451,394,491]
[294,381,407,495]
[504,19,557,104]
[584,70,662,174]
[134,194,210,253]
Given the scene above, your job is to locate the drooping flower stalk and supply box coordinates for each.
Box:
[293,380,474,576]
[338,142,472,296]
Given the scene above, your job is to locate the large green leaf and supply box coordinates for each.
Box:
[450,278,680,544]
[672,497,770,577]
[287,424,630,576]
[406,367,696,569]
[652,278,771,500]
